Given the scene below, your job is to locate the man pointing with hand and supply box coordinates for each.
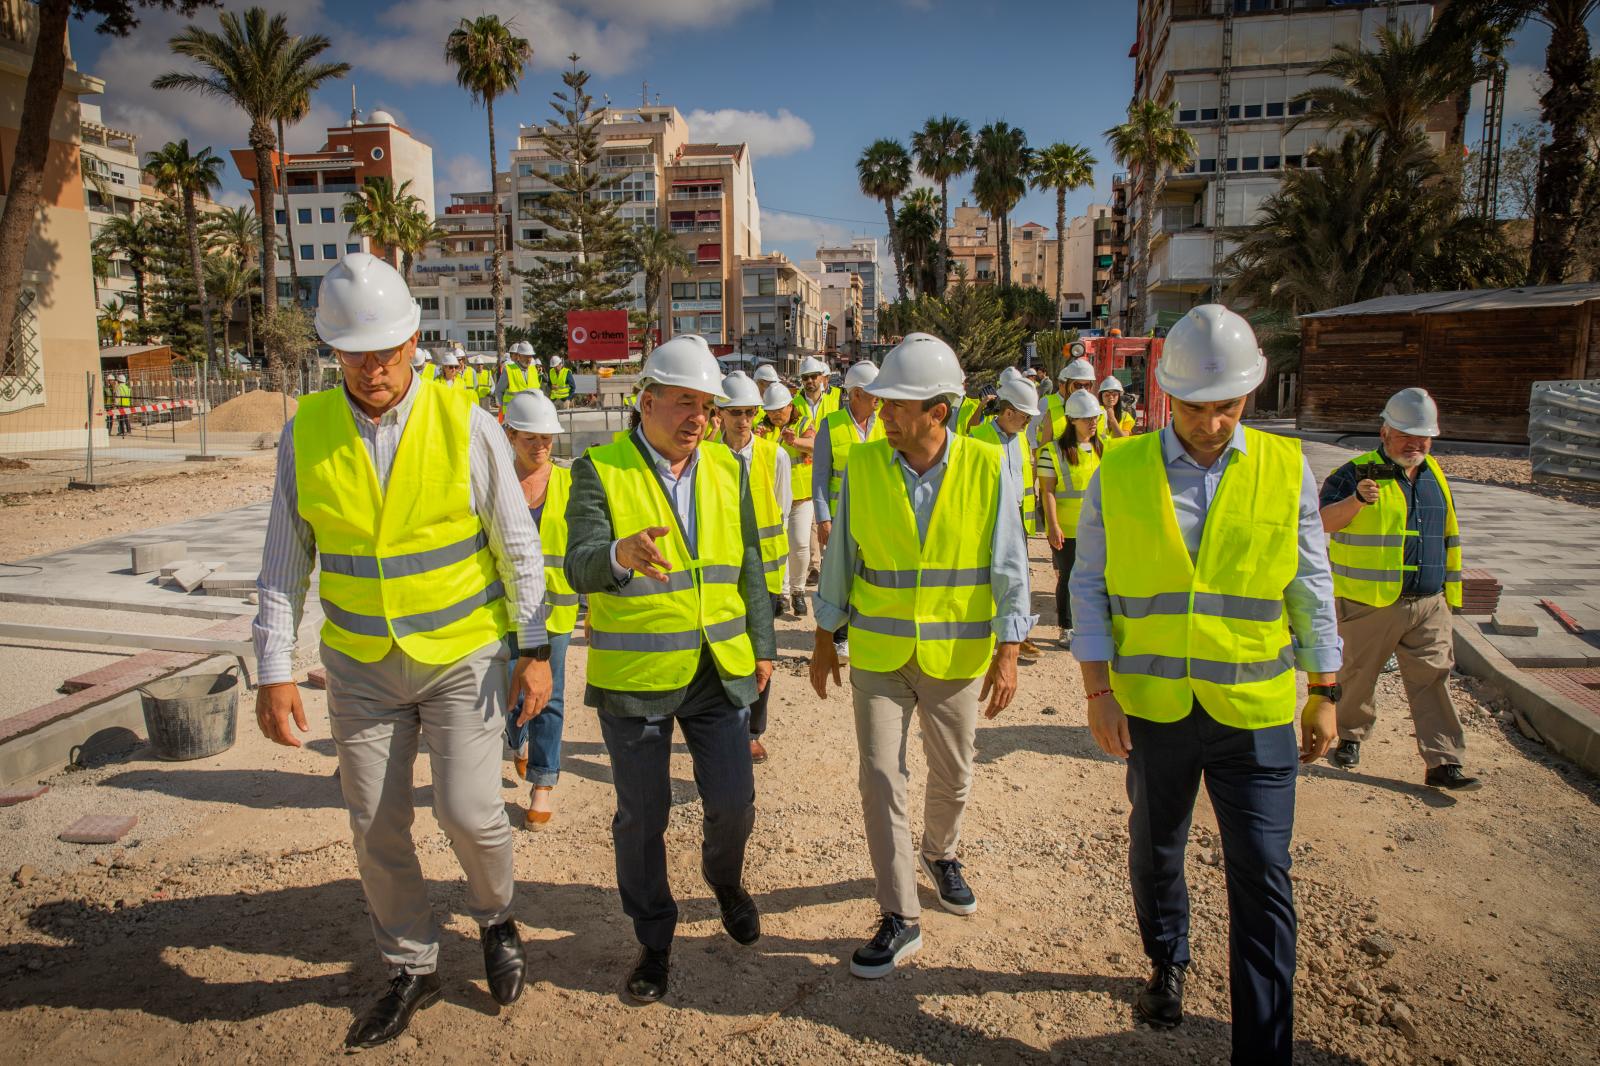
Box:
[562,334,777,1005]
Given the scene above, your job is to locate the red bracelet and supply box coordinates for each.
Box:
[1086,688,1113,701]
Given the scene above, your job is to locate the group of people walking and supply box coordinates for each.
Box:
[252,252,1481,1063]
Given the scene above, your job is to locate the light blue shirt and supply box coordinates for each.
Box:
[1068,424,1342,672]
[811,408,877,524]
[987,422,1027,503]
[815,432,1038,643]
[608,427,699,580]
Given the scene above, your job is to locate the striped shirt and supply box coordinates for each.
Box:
[252,373,546,686]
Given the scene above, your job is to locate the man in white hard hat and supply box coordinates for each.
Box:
[113,373,132,436]
[436,350,465,388]
[752,362,781,391]
[1319,387,1479,791]
[409,348,429,373]
[973,375,1045,658]
[813,359,883,662]
[1069,303,1341,1064]
[253,253,548,1046]
[562,333,776,1004]
[810,332,1034,980]
[795,355,841,425]
[495,341,542,407]
[759,381,818,616]
[717,370,791,763]
[547,354,573,407]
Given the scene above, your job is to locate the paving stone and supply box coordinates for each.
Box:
[202,572,258,591]
[130,541,186,575]
[170,563,213,593]
[306,667,327,690]
[1492,610,1540,637]
[58,814,138,844]
[0,784,48,807]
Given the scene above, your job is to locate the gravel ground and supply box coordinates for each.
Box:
[0,540,1596,1065]
[1431,453,1600,509]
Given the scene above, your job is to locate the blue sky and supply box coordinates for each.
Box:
[69,0,1589,269]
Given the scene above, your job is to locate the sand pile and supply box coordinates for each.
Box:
[202,391,297,432]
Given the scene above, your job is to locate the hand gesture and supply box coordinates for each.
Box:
[616,525,673,582]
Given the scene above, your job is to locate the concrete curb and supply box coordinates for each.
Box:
[1453,618,1600,776]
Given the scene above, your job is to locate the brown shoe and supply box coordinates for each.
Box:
[523,786,554,828]
[513,755,528,780]
[1019,640,1042,659]
[750,738,768,764]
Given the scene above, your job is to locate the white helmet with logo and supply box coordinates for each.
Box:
[638,334,729,400]
[1155,304,1266,403]
[866,333,963,402]
[314,252,420,352]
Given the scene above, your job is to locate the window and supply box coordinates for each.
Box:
[1242,157,1259,171]
[521,228,546,241]
[1199,158,1217,173]
[696,243,720,264]
[417,297,439,311]
[698,281,721,299]
[672,315,696,335]
[300,244,314,261]
[1287,99,1307,116]
[321,207,336,224]
[467,329,493,349]
[1068,302,1081,313]
[1263,154,1281,170]
[322,243,338,260]
[466,297,498,312]
[671,282,696,300]
[747,310,776,335]
[504,298,512,310]
[698,314,722,337]
[274,209,286,224]
[1200,107,1218,121]
[297,208,312,225]
[371,147,385,161]
[346,242,361,254]
[1266,102,1284,118]
[422,329,442,343]
[517,163,534,177]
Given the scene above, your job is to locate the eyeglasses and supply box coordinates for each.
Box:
[336,345,408,369]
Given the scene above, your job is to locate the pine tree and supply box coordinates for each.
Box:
[516,54,636,356]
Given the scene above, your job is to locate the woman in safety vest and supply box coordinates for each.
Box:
[1037,389,1104,646]
[1097,375,1136,440]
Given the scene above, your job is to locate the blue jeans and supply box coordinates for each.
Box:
[504,630,570,787]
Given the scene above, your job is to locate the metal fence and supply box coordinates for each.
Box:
[1529,379,1600,486]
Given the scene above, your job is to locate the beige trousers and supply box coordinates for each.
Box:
[852,660,982,919]
[1335,593,1466,768]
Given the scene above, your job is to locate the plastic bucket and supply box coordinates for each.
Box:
[137,667,240,761]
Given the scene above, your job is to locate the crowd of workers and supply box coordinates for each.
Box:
[251,252,1480,1062]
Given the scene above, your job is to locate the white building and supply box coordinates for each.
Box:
[79,102,143,316]
[413,190,512,353]
[813,236,882,342]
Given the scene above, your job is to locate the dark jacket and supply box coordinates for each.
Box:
[564,428,778,717]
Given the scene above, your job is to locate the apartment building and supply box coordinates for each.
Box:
[1094,187,1127,331]
[1126,0,1462,331]
[813,237,882,342]
[231,109,434,308]
[739,253,824,367]
[663,142,762,348]
[813,271,864,358]
[413,191,513,353]
[78,102,143,316]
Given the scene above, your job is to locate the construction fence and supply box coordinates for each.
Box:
[1530,380,1600,487]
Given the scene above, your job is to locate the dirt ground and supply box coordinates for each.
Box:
[1430,453,1599,510]
[0,530,1597,1066]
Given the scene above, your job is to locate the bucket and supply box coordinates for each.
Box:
[137,667,240,761]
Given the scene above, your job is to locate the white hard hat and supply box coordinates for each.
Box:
[1381,387,1440,437]
[761,382,794,412]
[314,252,420,352]
[510,341,535,357]
[716,371,764,409]
[1065,390,1103,420]
[753,363,780,385]
[639,334,729,400]
[866,332,963,402]
[998,366,1024,386]
[1059,357,1096,383]
[503,390,563,434]
[550,355,564,369]
[1097,375,1124,394]
[996,376,1041,417]
[439,351,460,367]
[409,349,428,369]
[798,356,828,377]
[1155,304,1265,403]
[842,361,879,391]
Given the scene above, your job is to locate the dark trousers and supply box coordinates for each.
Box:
[597,648,756,950]
[1127,703,1298,1066]
[748,676,770,738]
[1051,538,1077,629]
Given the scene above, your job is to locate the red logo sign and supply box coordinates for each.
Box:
[566,310,630,361]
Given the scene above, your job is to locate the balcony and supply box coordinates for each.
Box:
[1148,233,1215,293]
[669,190,723,202]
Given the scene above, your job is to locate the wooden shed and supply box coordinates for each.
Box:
[1299,284,1600,443]
[98,343,175,378]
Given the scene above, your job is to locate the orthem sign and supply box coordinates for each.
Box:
[566,310,630,361]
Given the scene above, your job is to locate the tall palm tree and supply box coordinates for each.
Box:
[206,252,259,370]
[857,138,914,301]
[897,188,943,297]
[155,7,350,325]
[91,210,160,339]
[277,90,312,308]
[1030,142,1099,327]
[345,177,422,270]
[912,115,973,295]
[397,207,448,284]
[446,15,532,358]
[206,205,260,360]
[628,225,693,355]
[145,139,225,373]
[972,122,1031,286]
[1105,100,1197,328]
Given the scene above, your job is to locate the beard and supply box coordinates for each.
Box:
[1392,450,1427,470]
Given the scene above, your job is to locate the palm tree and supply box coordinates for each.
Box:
[912,115,973,295]
[98,297,128,346]
[857,138,914,301]
[446,14,532,360]
[206,206,260,360]
[91,210,160,338]
[628,225,692,355]
[972,122,1031,286]
[145,139,225,373]
[345,177,422,270]
[1030,143,1099,328]
[1105,100,1197,329]
[1433,0,1600,283]
[896,188,943,297]
[206,252,259,370]
[155,7,350,325]
[396,207,448,284]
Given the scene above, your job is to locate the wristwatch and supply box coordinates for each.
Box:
[518,644,552,662]
[1308,683,1342,702]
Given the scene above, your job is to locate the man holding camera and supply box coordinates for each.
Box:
[1319,388,1480,791]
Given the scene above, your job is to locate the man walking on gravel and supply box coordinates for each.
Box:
[810,333,1033,980]
[252,253,550,1048]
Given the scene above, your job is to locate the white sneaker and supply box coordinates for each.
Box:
[835,639,849,664]
[1059,628,1073,649]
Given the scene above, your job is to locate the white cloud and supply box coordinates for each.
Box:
[1497,63,1547,125]
[686,108,813,156]
[759,208,851,248]
[216,190,257,210]
[574,0,765,24]
[439,154,492,205]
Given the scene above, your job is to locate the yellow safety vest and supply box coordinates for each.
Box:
[506,363,541,396]
[421,364,439,382]
[1329,450,1462,609]
[538,464,579,635]
[1098,410,1136,442]
[1041,440,1100,538]
[1100,428,1301,729]
[744,435,787,594]
[549,367,572,400]
[973,419,1037,536]
[797,386,841,425]
[294,383,508,663]
[114,382,131,405]
[821,407,885,510]
[778,406,815,501]
[846,435,1000,680]
[474,366,495,399]
[954,396,980,437]
[586,437,757,690]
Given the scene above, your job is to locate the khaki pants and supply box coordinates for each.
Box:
[852,661,981,919]
[1335,593,1466,768]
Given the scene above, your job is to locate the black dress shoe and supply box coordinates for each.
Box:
[1133,962,1186,1028]
[626,945,671,1003]
[1332,739,1360,768]
[705,871,761,945]
[793,593,809,617]
[482,918,527,1005]
[1425,763,1483,791]
[345,971,442,1048]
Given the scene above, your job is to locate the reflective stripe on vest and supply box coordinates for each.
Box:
[1101,428,1301,729]
[294,383,507,664]
[586,437,756,690]
[549,367,572,399]
[540,464,579,634]
[1042,439,1100,539]
[1328,450,1462,608]
[846,435,1000,679]
[973,419,1036,536]
[747,435,787,594]
[823,407,885,510]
